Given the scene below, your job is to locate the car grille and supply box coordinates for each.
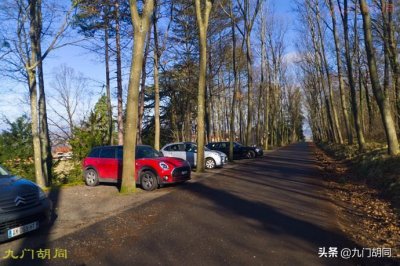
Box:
[0,213,46,234]
[0,191,40,214]
[172,166,191,177]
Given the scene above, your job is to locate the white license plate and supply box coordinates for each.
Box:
[181,171,188,175]
[8,221,39,238]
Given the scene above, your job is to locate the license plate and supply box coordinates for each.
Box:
[181,171,188,175]
[8,221,39,239]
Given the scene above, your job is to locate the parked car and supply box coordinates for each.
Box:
[206,141,263,159]
[160,142,228,169]
[0,165,52,242]
[82,145,191,191]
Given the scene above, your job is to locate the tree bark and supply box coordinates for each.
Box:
[28,0,45,188]
[121,0,154,193]
[195,0,212,173]
[153,0,160,150]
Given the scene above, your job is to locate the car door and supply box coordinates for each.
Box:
[184,143,197,167]
[165,144,186,161]
[98,147,118,180]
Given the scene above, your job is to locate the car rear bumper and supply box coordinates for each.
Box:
[0,198,52,242]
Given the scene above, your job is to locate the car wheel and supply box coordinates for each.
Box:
[205,158,216,169]
[85,169,99,186]
[140,171,158,191]
[245,150,256,159]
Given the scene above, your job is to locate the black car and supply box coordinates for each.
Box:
[0,165,52,242]
[206,142,263,159]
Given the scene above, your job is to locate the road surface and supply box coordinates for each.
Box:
[4,142,363,266]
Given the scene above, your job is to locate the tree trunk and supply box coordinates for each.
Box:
[359,0,399,155]
[153,0,160,150]
[228,1,238,161]
[341,0,366,151]
[195,0,212,173]
[28,0,45,188]
[121,0,154,193]
[36,0,52,186]
[137,30,151,144]
[115,0,123,146]
[327,0,352,144]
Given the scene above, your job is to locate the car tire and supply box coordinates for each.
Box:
[205,158,216,169]
[84,169,99,186]
[140,171,158,191]
[245,150,256,159]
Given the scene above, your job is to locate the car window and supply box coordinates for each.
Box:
[0,165,9,176]
[88,147,101,158]
[185,144,196,152]
[208,143,217,149]
[136,146,161,159]
[220,143,227,149]
[164,145,172,151]
[99,147,116,159]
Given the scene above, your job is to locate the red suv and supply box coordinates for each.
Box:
[82,145,191,191]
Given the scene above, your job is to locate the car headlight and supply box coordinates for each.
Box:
[38,188,47,200]
[255,148,260,152]
[159,162,169,170]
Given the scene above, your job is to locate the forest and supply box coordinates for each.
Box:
[0,0,399,194]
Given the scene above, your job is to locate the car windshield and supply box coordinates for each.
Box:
[0,165,9,176]
[136,146,162,159]
[204,146,211,151]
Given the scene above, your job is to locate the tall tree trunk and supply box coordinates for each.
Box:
[137,30,152,144]
[115,0,123,146]
[36,0,52,186]
[153,0,160,150]
[104,19,113,145]
[314,1,343,144]
[121,0,154,194]
[340,0,366,151]
[327,0,352,144]
[28,0,45,188]
[382,0,400,130]
[359,0,399,155]
[195,0,212,173]
[228,1,238,161]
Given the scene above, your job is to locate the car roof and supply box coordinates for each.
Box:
[92,145,153,149]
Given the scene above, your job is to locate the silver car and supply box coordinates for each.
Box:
[161,142,228,169]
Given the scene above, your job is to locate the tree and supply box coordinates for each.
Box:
[359,0,399,155]
[339,0,366,151]
[70,95,110,161]
[48,64,90,140]
[121,0,154,193]
[195,0,213,173]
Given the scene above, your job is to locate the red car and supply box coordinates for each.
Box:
[82,145,191,191]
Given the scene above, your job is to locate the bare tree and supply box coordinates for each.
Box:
[359,0,399,155]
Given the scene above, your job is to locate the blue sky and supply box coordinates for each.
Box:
[0,0,299,132]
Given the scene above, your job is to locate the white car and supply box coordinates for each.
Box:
[161,142,228,169]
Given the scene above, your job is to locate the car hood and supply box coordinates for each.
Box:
[154,157,189,167]
[0,175,39,197]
